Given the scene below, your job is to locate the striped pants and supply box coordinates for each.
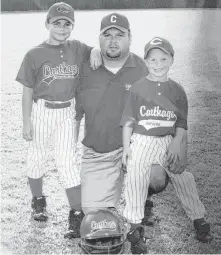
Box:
[123,133,205,224]
[26,99,80,189]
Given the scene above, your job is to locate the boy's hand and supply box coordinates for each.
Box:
[165,136,188,174]
[23,120,34,141]
[166,139,180,167]
[90,48,102,70]
[122,148,132,172]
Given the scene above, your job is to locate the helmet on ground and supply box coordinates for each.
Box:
[79,209,126,254]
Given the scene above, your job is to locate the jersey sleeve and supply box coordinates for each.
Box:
[120,91,138,127]
[76,41,92,62]
[175,86,188,130]
[15,52,35,88]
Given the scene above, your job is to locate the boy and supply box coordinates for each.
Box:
[16,2,101,239]
[120,37,212,251]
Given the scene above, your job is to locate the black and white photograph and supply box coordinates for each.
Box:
[1,0,221,254]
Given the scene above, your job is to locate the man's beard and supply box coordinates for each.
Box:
[106,49,121,59]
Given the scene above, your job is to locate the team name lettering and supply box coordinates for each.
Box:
[42,62,79,85]
[91,220,116,232]
[44,63,78,77]
[140,106,176,120]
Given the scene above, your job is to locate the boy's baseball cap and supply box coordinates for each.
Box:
[100,13,130,34]
[46,2,75,24]
[144,37,175,58]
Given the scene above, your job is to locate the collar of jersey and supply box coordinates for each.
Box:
[145,77,170,84]
[101,53,137,69]
[42,41,66,49]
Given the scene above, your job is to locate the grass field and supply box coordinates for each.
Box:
[1,9,221,254]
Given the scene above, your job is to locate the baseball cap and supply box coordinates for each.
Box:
[46,2,75,25]
[144,37,175,58]
[100,13,130,34]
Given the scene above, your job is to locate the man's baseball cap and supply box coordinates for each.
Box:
[100,13,130,34]
[144,37,175,58]
[46,2,75,24]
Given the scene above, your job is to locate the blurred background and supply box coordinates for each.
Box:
[1,0,221,12]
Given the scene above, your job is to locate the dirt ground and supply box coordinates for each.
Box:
[1,9,221,254]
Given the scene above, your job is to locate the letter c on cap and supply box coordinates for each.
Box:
[110,15,117,23]
[150,38,162,45]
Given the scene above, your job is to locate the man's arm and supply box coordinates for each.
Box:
[22,86,34,141]
[120,91,138,168]
[74,92,84,145]
[122,121,134,169]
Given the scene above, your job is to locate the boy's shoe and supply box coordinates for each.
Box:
[31,196,48,222]
[142,199,156,226]
[64,209,84,239]
[193,218,213,243]
[145,199,153,208]
[127,226,148,254]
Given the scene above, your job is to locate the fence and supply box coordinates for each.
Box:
[1,0,220,12]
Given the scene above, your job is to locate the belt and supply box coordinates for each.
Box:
[34,99,71,109]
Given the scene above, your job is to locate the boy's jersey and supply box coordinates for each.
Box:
[120,77,188,137]
[16,40,92,101]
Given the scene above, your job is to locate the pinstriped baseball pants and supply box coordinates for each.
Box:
[26,99,80,189]
[123,133,205,224]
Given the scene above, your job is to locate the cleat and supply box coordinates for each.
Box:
[31,196,48,222]
[127,226,148,254]
[194,218,213,243]
[142,199,157,226]
[64,209,84,239]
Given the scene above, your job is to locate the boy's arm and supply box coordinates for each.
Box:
[175,85,188,130]
[166,127,188,174]
[90,48,102,70]
[75,40,102,70]
[165,84,188,173]
[22,86,34,140]
[16,51,35,141]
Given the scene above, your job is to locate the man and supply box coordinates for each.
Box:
[74,13,167,252]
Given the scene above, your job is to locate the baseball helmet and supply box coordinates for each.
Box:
[79,209,126,254]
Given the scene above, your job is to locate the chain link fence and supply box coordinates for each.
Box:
[1,0,220,12]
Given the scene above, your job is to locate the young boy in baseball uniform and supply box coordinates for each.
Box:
[121,37,212,243]
[16,2,101,239]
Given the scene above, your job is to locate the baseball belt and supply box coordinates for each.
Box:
[34,99,71,109]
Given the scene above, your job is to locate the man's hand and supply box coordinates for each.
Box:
[122,147,132,172]
[90,48,102,70]
[23,120,34,141]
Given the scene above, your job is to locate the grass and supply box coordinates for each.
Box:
[1,9,221,254]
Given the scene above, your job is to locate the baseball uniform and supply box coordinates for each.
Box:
[16,40,92,188]
[121,77,205,223]
[75,53,148,208]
